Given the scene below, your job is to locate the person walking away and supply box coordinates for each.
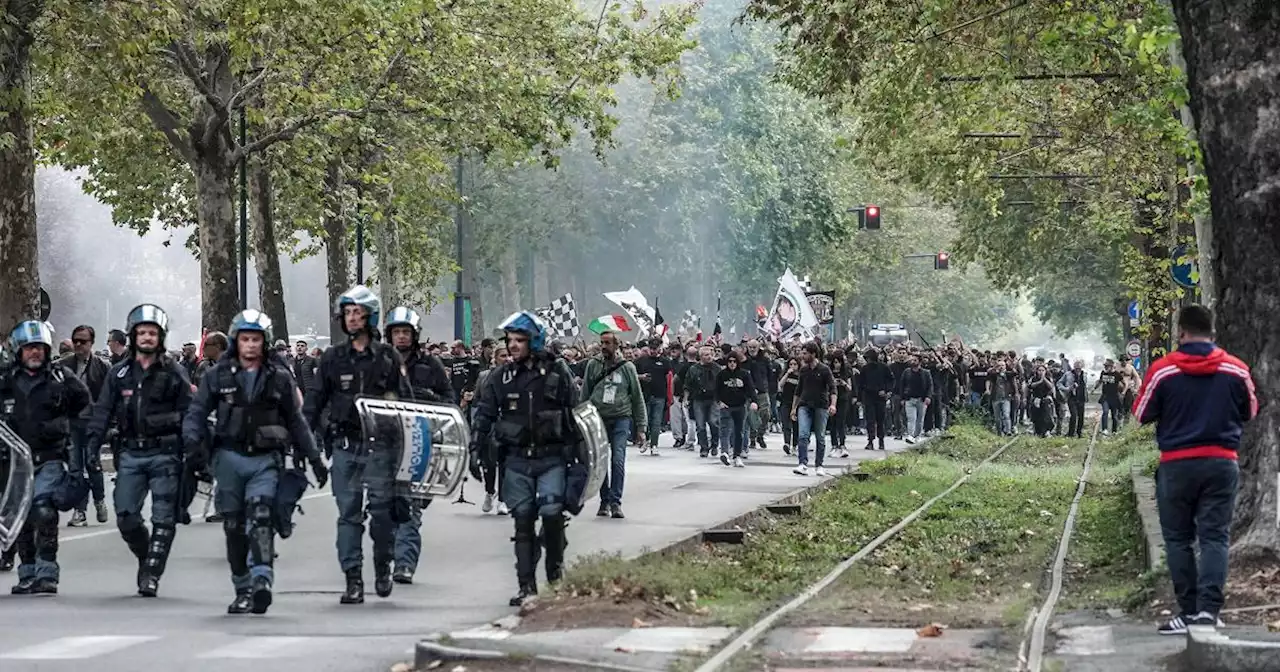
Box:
[858,349,892,451]
[1132,305,1256,635]
[2,321,91,594]
[790,342,837,476]
[1094,360,1123,435]
[580,330,645,519]
[61,325,110,527]
[714,352,755,468]
[632,338,670,456]
[680,346,720,458]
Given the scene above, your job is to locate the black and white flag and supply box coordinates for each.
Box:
[534,292,581,339]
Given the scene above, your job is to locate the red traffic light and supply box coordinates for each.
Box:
[935,252,950,270]
[867,206,879,217]
[861,204,881,230]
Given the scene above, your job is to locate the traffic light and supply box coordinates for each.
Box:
[860,204,881,230]
[934,252,950,270]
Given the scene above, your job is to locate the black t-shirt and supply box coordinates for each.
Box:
[970,365,989,394]
[634,355,672,399]
[448,354,481,393]
[1098,371,1121,400]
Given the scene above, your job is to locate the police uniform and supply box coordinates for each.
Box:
[183,310,326,614]
[385,307,454,585]
[1,322,91,593]
[470,312,578,606]
[82,306,193,597]
[303,286,409,604]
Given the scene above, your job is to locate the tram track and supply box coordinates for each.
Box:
[691,420,1106,672]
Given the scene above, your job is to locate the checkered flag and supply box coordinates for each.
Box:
[679,310,699,335]
[799,275,815,293]
[535,292,581,339]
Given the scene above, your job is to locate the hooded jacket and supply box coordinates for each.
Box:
[1133,342,1257,462]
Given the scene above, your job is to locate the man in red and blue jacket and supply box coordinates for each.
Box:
[1132,305,1257,635]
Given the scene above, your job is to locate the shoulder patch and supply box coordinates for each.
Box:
[116,365,128,379]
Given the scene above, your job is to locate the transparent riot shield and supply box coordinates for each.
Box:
[0,420,35,552]
[571,402,610,510]
[355,398,469,502]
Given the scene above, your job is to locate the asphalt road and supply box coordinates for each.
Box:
[0,431,910,672]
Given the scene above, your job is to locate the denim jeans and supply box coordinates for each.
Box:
[993,399,1012,435]
[1100,399,1122,431]
[689,399,718,453]
[903,398,926,438]
[669,400,689,442]
[599,417,631,506]
[330,442,397,572]
[645,397,665,447]
[504,456,566,517]
[1156,458,1238,617]
[796,406,829,467]
[67,421,105,510]
[718,406,747,458]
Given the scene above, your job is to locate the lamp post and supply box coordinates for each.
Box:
[238,108,248,310]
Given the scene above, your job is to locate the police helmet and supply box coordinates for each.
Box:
[336,285,381,332]
[498,311,548,353]
[228,309,275,344]
[9,320,55,354]
[384,306,422,342]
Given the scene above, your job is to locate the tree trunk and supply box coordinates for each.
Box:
[0,0,45,330]
[250,154,290,341]
[500,249,520,317]
[323,160,350,341]
[1170,0,1280,561]
[193,145,241,335]
[457,159,483,338]
[374,211,403,310]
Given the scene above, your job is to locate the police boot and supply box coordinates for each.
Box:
[509,516,538,607]
[392,566,414,585]
[227,591,254,614]
[10,577,37,595]
[339,569,364,605]
[250,576,273,614]
[541,513,567,584]
[0,548,14,572]
[138,524,176,597]
[374,563,393,598]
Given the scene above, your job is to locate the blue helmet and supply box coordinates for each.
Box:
[384,306,422,343]
[498,311,548,353]
[337,285,381,332]
[10,320,54,354]
[228,309,275,344]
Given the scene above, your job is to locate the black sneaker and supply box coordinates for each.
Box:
[1158,615,1190,635]
[227,592,253,614]
[719,452,730,466]
[0,555,13,572]
[610,504,625,519]
[672,438,686,449]
[596,502,610,517]
[68,510,88,528]
[10,578,37,595]
[509,584,537,607]
[30,579,58,595]
[392,567,414,584]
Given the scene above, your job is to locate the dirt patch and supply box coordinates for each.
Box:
[516,583,711,632]
[406,657,596,672]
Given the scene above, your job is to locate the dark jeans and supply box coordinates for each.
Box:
[718,406,747,458]
[863,394,887,441]
[1156,458,1238,617]
[1067,397,1085,437]
[645,397,665,447]
[67,422,106,509]
[689,399,719,454]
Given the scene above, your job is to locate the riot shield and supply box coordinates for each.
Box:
[355,398,469,502]
[571,402,610,510]
[0,420,35,552]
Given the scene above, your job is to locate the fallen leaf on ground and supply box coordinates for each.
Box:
[390,663,413,672]
[1022,582,1033,589]
[425,661,443,670]
[917,623,945,637]
[633,617,652,628]
[451,666,468,672]
[615,646,634,653]
[1268,620,1280,632]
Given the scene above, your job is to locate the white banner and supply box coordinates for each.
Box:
[603,287,656,338]
[765,269,820,341]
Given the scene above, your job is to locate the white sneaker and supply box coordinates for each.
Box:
[482,493,494,513]
[648,448,660,457]
[638,444,649,455]
[720,452,730,466]
[838,449,850,458]
[732,457,745,468]
[905,436,917,444]
[815,467,828,477]
[496,502,509,515]
[793,465,809,476]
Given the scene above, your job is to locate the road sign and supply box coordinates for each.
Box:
[1170,243,1198,288]
[38,288,50,322]
[1126,340,1142,358]
[1128,300,1140,322]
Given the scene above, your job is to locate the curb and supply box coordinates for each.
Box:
[1129,463,1163,572]
[415,637,660,672]
[1185,626,1280,672]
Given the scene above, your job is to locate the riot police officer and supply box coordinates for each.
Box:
[1,321,91,594]
[182,310,329,614]
[303,285,408,604]
[384,306,452,585]
[470,312,579,606]
[82,304,193,597]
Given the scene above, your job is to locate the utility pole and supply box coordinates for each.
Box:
[453,155,469,343]
[238,109,248,311]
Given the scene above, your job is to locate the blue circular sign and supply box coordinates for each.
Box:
[1170,243,1198,288]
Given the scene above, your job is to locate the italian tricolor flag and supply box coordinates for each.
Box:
[588,314,632,335]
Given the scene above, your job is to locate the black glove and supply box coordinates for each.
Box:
[468,448,483,481]
[184,441,209,469]
[309,457,329,489]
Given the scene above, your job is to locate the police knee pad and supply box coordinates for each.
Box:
[30,504,58,527]
[117,511,145,534]
[512,515,537,544]
[222,512,247,536]
[246,497,275,567]
[248,497,275,530]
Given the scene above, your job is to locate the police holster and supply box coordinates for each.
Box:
[275,466,310,539]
